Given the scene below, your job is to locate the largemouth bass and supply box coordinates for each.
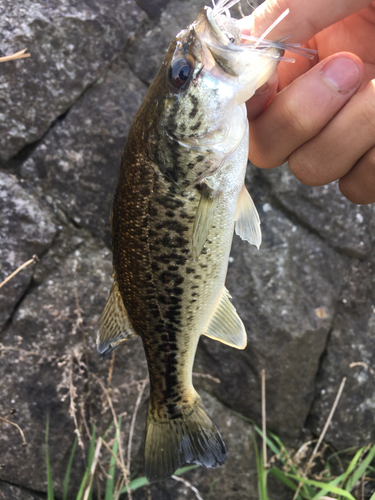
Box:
[97,0,284,482]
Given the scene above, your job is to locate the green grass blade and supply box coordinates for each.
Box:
[207,478,216,500]
[370,491,375,500]
[63,435,78,500]
[269,468,299,492]
[88,426,96,466]
[252,433,268,500]
[76,426,96,500]
[120,465,199,495]
[105,417,121,500]
[345,444,375,492]
[310,473,346,500]
[287,474,357,500]
[87,427,97,500]
[127,476,148,492]
[76,470,89,500]
[251,421,281,456]
[174,465,199,475]
[45,416,55,500]
[340,447,365,490]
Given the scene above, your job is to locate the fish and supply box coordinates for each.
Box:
[96,0,293,483]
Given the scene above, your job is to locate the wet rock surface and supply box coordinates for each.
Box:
[307,247,375,449]
[0,172,57,331]
[1,0,375,499]
[260,165,375,259]
[20,57,148,245]
[0,481,44,500]
[0,0,146,161]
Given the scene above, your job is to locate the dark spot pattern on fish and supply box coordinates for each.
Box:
[190,120,202,132]
[189,95,199,118]
[156,219,189,233]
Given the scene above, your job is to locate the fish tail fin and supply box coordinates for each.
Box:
[145,395,226,482]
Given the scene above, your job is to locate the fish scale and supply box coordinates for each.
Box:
[97,1,283,482]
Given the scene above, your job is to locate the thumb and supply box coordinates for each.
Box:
[248,52,364,170]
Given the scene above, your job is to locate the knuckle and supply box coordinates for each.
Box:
[359,94,375,133]
[289,148,322,186]
[280,98,315,138]
[339,177,365,205]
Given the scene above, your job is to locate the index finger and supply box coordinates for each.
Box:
[246,0,373,43]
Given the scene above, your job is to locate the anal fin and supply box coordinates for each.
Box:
[202,288,247,349]
[97,279,135,359]
[235,184,261,249]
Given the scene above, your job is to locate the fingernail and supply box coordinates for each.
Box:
[322,57,361,93]
[255,82,269,95]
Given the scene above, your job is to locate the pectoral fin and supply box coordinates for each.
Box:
[202,288,247,349]
[192,183,219,260]
[234,184,261,249]
[97,279,135,359]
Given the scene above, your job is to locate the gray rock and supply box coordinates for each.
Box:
[0,481,44,500]
[307,247,375,449]
[0,0,146,160]
[259,164,375,258]
[20,58,148,245]
[136,0,170,19]
[196,167,346,441]
[0,172,57,331]
[0,231,149,496]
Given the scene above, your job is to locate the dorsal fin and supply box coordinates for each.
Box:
[192,183,220,260]
[234,184,261,249]
[97,279,135,359]
[202,288,247,349]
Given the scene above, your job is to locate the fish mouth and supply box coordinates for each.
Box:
[194,6,245,77]
[205,6,242,47]
[194,6,283,79]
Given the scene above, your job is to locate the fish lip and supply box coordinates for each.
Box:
[194,7,250,77]
[205,6,237,46]
[195,6,283,78]
[196,6,242,54]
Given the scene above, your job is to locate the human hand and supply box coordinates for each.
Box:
[245,0,375,204]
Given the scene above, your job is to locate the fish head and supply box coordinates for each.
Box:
[147,5,284,184]
[156,6,283,134]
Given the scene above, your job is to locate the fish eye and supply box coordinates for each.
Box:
[169,58,193,90]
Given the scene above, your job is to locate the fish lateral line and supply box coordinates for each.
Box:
[162,271,171,407]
